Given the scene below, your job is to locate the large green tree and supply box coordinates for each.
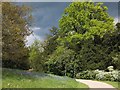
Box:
[2,3,32,69]
[45,2,117,76]
[58,2,114,46]
[57,2,115,70]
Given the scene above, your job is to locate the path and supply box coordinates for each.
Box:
[76,79,117,90]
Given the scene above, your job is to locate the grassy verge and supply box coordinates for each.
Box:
[0,68,2,89]
[101,81,120,89]
[2,68,88,88]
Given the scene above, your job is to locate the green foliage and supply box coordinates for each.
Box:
[76,67,120,82]
[76,70,96,80]
[2,2,119,79]
[102,23,120,69]
[43,2,119,77]
[95,70,120,82]
[2,3,32,69]
[29,27,59,72]
[2,68,89,88]
[29,40,45,71]
[58,2,114,45]
[44,26,59,56]
[76,41,112,70]
[112,53,120,69]
[46,46,77,77]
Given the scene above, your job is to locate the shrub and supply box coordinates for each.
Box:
[95,71,120,81]
[104,72,112,81]
[107,66,114,72]
[29,40,45,72]
[76,70,96,80]
[110,71,119,81]
[76,66,120,82]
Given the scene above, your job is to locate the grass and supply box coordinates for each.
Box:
[2,68,88,88]
[93,80,120,89]
[102,81,120,89]
[0,68,2,89]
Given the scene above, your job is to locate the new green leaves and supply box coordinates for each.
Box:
[59,2,114,43]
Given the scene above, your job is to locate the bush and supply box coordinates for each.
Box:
[76,66,120,82]
[95,71,105,81]
[29,40,45,72]
[46,46,77,77]
[95,70,120,81]
[76,70,96,80]
[107,66,114,72]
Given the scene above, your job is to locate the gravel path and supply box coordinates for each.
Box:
[76,79,117,90]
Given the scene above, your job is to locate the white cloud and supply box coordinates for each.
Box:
[25,26,50,46]
[30,27,41,31]
[114,17,118,24]
[26,33,44,46]
[25,26,43,46]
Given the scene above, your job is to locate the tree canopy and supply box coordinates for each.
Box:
[58,2,114,46]
[43,2,119,77]
[2,2,32,69]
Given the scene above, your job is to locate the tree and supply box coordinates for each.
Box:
[77,40,113,70]
[58,2,114,46]
[46,46,77,77]
[2,3,32,69]
[104,23,120,69]
[55,2,119,74]
[29,40,45,71]
[44,2,119,77]
[43,26,59,56]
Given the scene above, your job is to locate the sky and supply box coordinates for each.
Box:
[15,2,119,46]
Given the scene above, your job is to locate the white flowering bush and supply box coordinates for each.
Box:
[94,69,104,74]
[107,66,114,72]
[76,66,120,81]
[95,70,119,81]
[95,71,105,80]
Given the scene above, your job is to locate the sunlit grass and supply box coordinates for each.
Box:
[0,68,2,89]
[2,68,88,88]
[101,81,120,89]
